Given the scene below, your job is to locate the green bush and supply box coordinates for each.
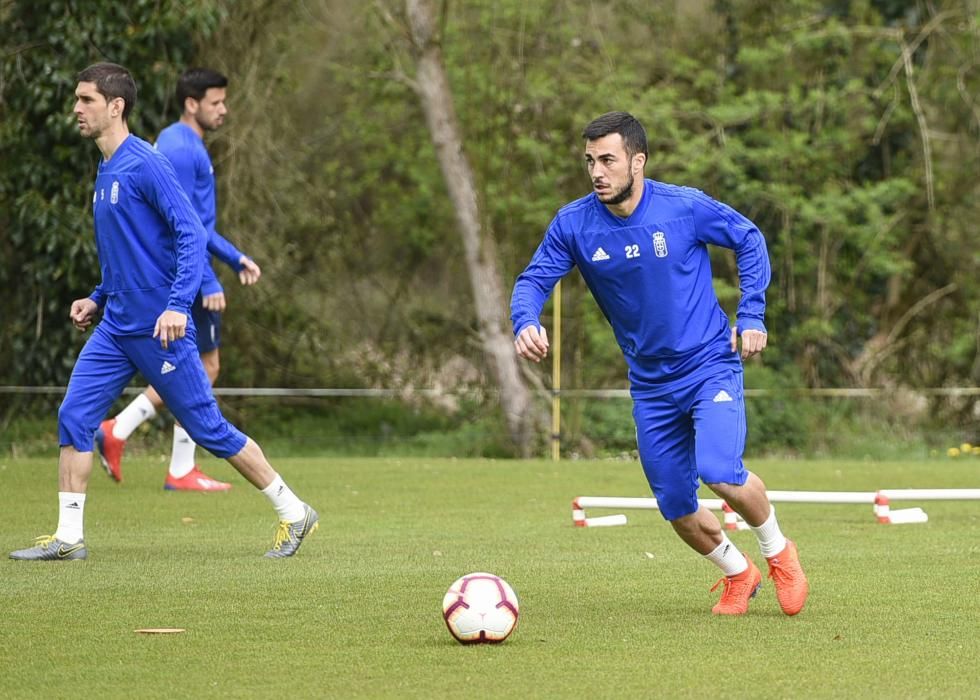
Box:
[743,364,810,453]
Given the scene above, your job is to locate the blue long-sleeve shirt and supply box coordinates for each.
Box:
[88,135,205,335]
[511,179,771,397]
[155,122,244,296]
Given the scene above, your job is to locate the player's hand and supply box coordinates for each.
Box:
[202,291,226,312]
[154,310,188,349]
[731,327,767,359]
[515,324,549,363]
[70,298,99,331]
[238,256,261,286]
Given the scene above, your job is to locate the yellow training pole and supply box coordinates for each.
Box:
[551,281,562,461]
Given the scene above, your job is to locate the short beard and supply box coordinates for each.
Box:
[196,115,220,133]
[598,172,635,206]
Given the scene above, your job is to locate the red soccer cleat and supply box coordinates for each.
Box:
[164,466,232,492]
[767,540,809,616]
[94,418,125,483]
[711,556,762,615]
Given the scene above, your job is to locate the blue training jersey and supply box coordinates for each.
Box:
[155,122,244,296]
[510,179,771,397]
[88,135,205,335]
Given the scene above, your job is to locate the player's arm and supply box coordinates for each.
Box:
[71,279,107,331]
[198,263,225,312]
[510,219,576,363]
[71,296,100,331]
[206,229,261,285]
[200,228,262,311]
[199,236,259,312]
[141,153,205,347]
[156,140,227,305]
[206,229,244,271]
[162,144,238,291]
[88,282,107,311]
[691,192,772,359]
[159,141,198,205]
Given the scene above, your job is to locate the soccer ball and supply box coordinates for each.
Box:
[442,572,519,644]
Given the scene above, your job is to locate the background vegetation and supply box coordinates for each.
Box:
[1,0,977,457]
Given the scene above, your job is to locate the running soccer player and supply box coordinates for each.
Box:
[511,111,808,616]
[9,62,317,561]
[95,68,259,492]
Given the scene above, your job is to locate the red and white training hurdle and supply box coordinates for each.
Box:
[571,489,980,528]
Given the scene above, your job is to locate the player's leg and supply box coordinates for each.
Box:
[695,369,808,615]
[633,393,759,615]
[10,327,136,560]
[127,334,317,557]
[200,347,220,383]
[163,301,229,490]
[95,386,159,482]
[96,300,197,482]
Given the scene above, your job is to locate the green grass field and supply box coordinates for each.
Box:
[2,455,978,699]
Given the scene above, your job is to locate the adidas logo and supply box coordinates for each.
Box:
[591,247,610,262]
[713,390,734,403]
[66,501,81,509]
[161,361,176,375]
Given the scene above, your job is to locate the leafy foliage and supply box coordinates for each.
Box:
[2,0,977,453]
[0,0,224,385]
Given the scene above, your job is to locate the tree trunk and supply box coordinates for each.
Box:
[405,0,535,456]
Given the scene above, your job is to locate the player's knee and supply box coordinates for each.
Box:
[700,464,746,490]
[57,400,69,425]
[57,401,93,451]
[181,420,245,459]
[57,400,79,433]
[667,506,700,528]
[201,352,220,381]
[655,489,700,522]
[696,444,743,485]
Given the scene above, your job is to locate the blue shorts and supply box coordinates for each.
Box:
[633,368,747,521]
[191,294,221,354]
[58,323,247,458]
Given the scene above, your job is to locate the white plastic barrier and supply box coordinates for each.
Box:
[571,489,980,528]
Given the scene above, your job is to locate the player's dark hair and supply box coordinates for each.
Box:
[582,111,648,159]
[76,62,137,121]
[176,68,228,110]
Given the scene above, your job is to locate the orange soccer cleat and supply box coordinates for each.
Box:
[164,466,232,492]
[94,418,126,483]
[766,540,809,616]
[711,557,762,615]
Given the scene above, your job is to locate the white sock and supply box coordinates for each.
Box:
[750,505,788,558]
[169,425,197,479]
[54,492,86,544]
[261,475,306,523]
[112,393,157,440]
[704,535,749,576]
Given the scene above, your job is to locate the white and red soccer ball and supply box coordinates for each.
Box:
[442,572,519,644]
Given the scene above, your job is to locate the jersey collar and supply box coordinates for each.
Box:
[594,178,653,227]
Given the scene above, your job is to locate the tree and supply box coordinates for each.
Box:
[0,0,224,390]
[398,0,537,455]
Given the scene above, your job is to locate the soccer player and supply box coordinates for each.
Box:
[94,68,260,492]
[9,62,317,561]
[511,112,808,616]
